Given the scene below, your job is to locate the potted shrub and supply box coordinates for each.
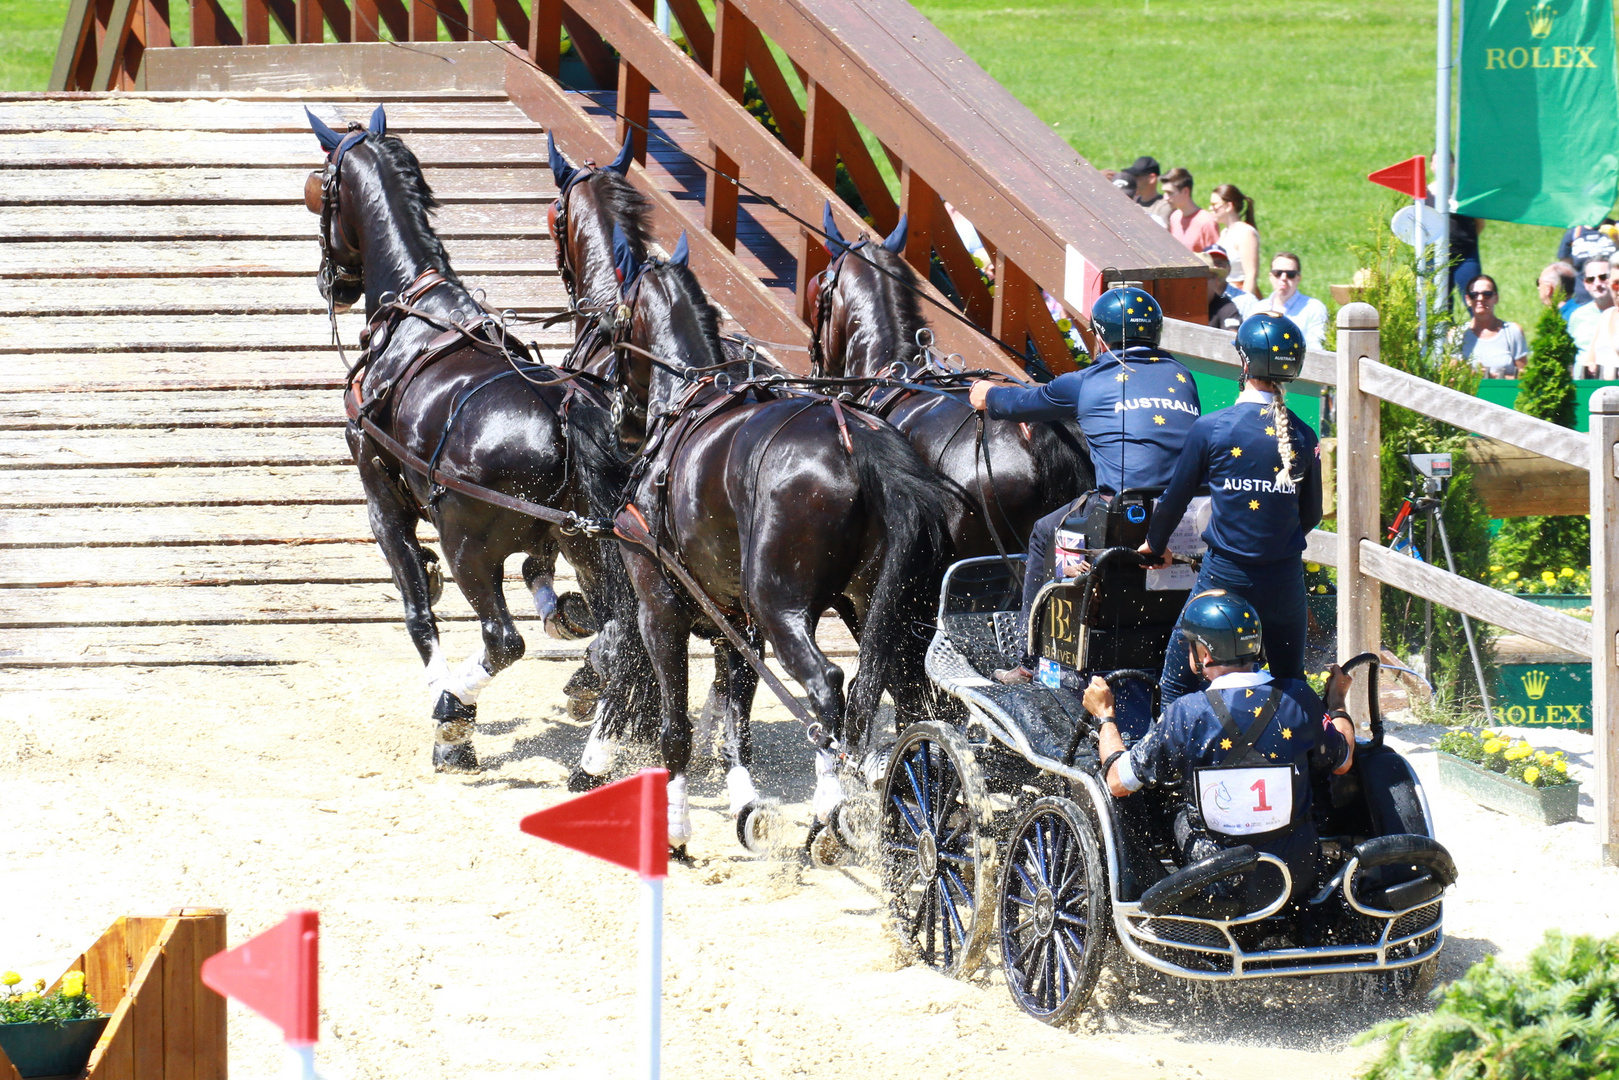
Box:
[0,969,108,1079]
[1435,729,1579,825]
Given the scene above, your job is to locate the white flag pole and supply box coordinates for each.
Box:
[1435,0,1453,315]
[639,876,664,1080]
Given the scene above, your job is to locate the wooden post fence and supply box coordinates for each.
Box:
[1335,302,1382,660]
[1589,387,1619,866]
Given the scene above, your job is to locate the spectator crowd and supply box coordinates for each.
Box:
[1106,152,1619,383]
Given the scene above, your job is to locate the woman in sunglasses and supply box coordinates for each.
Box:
[1454,274,1528,378]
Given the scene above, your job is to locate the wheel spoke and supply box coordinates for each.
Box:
[938,880,957,966]
[933,767,961,837]
[1012,861,1041,901]
[937,850,975,867]
[889,792,925,839]
[902,755,932,827]
[883,839,920,856]
[1055,909,1089,929]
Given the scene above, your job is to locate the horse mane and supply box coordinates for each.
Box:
[652,259,728,372]
[363,133,460,284]
[589,169,654,259]
[862,245,928,365]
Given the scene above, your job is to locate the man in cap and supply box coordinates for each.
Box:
[1120,156,1172,227]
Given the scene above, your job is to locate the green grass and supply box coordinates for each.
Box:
[1,0,1565,323]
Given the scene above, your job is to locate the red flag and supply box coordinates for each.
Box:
[1368,156,1427,199]
[200,911,319,1045]
[521,768,668,878]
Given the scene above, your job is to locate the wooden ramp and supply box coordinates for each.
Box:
[0,90,576,669]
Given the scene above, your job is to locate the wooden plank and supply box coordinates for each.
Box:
[128,938,164,1080]
[1588,388,1619,866]
[0,274,564,315]
[1466,435,1590,517]
[730,0,1203,285]
[0,389,348,429]
[1336,306,1382,661]
[1359,539,1591,656]
[0,428,357,470]
[0,129,554,167]
[1161,317,1334,388]
[0,351,349,393]
[181,912,227,1080]
[0,504,383,547]
[1360,357,1589,469]
[0,315,573,353]
[0,201,549,240]
[84,920,137,1080]
[0,239,549,276]
[1304,528,1336,567]
[0,580,557,628]
[0,90,513,102]
[0,166,557,204]
[0,544,588,588]
[160,917,195,1080]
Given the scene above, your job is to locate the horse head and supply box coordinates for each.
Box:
[812,201,927,380]
[302,105,450,316]
[609,227,729,452]
[547,132,650,320]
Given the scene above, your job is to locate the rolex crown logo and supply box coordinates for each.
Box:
[1520,668,1551,700]
[1527,1,1557,38]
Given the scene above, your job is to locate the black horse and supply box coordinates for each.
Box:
[809,205,1095,561]
[304,107,654,772]
[604,228,952,853]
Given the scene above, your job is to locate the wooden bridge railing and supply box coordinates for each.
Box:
[1331,303,1619,868]
[53,0,1207,379]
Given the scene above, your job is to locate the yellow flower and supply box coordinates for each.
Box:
[32,979,44,992]
[1555,759,1568,773]
[18,992,38,1002]
[1542,571,1557,584]
[1505,742,1532,761]
[0,972,18,987]
[1523,766,1540,785]
[1561,567,1575,578]
[1315,583,1328,594]
[1490,565,1503,573]
[1482,729,1497,739]
[1483,738,1506,755]
[1306,563,1321,573]
[61,971,84,998]
[1057,318,1073,332]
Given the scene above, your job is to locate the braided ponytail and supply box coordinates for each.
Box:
[1271,388,1300,487]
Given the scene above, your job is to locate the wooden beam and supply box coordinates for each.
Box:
[528,0,561,73]
[295,0,320,42]
[1359,540,1590,656]
[900,163,991,326]
[1588,387,1619,867]
[437,0,469,39]
[492,0,527,43]
[409,0,435,41]
[91,0,139,90]
[144,0,173,50]
[795,76,836,323]
[664,0,713,70]
[555,0,1010,372]
[243,0,270,43]
[191,0,243,46]
[266,0,296,39]
[352,0,378,40]
[50,0,97,90]
[470,0,496,39]
[559,6,617,89]
[1360,356,1588,469]
[897,163,933,282]
[1335,303,1381,662]
[739,22,802,155]
[319,0,352,40]
[833,112,897,234]
[373,0,408,38]
[705,0,749,251]
[504,50,812,364]
[992,253,1070,375]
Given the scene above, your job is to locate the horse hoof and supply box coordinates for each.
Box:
[834,792,878,858]
[562,661,603,697]
[433,739,479,774]
[669,845,695,865]
[567,767,608,792]
[735,800,782,854]
[544,593,598,640]
[565,694,596,721]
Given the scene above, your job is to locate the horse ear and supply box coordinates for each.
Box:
[367,104,387,137]
[613,222,640,284]
[547,132,578,189]
[882,213,908,254]
[607,131,634,176]
[822,201,849,257]
[669,231,689,268]
[305,107,343,154]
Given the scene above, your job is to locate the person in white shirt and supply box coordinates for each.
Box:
[1567,258,1613,376]
[1254,252,1328,351]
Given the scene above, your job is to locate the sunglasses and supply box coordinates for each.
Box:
[1467,290,1497,299]
[1586,273,1610,282]
[1270,269,1300,279]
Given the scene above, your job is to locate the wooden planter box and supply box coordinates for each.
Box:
[1437,751,1581,826]
[0,909,227,1080]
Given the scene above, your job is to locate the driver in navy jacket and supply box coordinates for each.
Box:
[968,287,1201,683]
[1088,591,1356,900]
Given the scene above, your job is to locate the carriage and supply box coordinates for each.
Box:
[876,490,1458,1025]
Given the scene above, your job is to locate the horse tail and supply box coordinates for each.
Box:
[565,395,660,744]
[844,415,953,739]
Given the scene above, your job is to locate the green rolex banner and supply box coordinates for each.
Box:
[1456,0,1619,226]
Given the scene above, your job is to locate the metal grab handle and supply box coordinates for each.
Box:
[1339,651,1384,751]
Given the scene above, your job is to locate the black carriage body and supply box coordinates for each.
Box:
[905,551,1451,1010]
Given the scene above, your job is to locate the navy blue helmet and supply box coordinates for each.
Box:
[1091,286,1163,349]
[1235,312,1305,383]
[1180,590,1263,670]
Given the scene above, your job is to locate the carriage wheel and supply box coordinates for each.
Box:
[999,796,1108,1026]
[879,721,996,978]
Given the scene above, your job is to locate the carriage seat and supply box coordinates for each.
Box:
[1137,845,1267,920]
